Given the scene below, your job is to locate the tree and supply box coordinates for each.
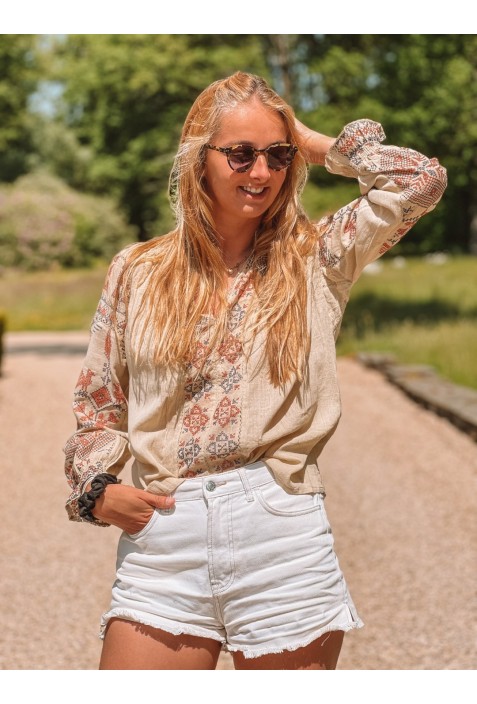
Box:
[0,34,39,182]
[286,35,476,253]
[48,35,269,239]
[21,34,474,253]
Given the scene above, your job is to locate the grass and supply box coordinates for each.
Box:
[0,266,107,331]
[1,255,476,388]
[337,255,477,389]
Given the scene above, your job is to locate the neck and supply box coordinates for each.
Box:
[213,216,259,261]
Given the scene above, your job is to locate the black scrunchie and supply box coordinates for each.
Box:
[78,473,119,522]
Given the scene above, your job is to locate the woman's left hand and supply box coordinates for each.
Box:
[294,118,336,166]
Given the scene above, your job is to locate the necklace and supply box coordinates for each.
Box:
[224,252,253,275]
[223,230,258,275]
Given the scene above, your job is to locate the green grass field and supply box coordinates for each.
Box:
[337,255,477,389]
[0,266,107,331]
[1,255,476,388]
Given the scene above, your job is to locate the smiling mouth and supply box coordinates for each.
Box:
[240,186,266,195]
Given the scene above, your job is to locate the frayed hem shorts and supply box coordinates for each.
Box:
[100,461,363,659]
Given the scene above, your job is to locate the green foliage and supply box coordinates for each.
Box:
[0,35,39,181]
[1,34,473,256]
[301,179,360,221]
[27,116,94,188]
[295,35,477,253]
[47,34,269,238]
[0,171,135,270]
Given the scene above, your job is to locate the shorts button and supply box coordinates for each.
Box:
[206,481,216,491]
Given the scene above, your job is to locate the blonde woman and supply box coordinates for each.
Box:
[64,72,446,670]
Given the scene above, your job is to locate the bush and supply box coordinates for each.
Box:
[0,171,136,270]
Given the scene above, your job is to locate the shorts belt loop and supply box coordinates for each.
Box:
[238,467,254,502]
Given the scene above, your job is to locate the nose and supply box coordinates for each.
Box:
[248,153,270,179]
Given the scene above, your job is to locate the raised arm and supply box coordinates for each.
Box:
[317,119,446,282]
[294,118,447,335]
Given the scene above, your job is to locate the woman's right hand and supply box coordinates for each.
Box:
[88,483,175,534]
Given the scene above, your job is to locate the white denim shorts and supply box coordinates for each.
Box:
[100,461,363,659]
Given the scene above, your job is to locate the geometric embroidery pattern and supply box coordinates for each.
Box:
[318,120,447,273]
[91,386,113,410]
[177,274,254,478]
[63,250,130,522]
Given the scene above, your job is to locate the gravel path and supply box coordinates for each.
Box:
[1,332,475,670]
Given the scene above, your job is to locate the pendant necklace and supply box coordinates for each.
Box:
[225,252,253,275]
[223,230,257,275]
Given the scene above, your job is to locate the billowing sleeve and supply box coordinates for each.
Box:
[63,249,132,524]
[317,119,447,300]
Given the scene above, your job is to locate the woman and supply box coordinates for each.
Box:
[64,71,447,669]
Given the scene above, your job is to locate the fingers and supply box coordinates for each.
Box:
[294,118,335,165]
[143,492,175,510]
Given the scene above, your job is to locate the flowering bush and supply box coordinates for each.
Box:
[0,172,136,270]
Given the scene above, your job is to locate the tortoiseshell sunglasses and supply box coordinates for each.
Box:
[205,142,298,173]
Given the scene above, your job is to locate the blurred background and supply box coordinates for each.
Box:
[0,34,476,386]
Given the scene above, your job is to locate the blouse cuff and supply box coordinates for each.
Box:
[66,466,113,526]
[325,119,387,178]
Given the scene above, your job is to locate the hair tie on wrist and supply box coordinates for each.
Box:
[78,473,119,522]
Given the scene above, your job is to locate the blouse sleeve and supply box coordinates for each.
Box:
[63,249,132,525]
[317,119,447,303]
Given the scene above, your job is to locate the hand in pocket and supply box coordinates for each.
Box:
[90,483,175,533]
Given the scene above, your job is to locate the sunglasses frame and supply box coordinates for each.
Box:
[205,142,298,172]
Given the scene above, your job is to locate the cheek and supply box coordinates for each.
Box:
[271,171,287,197]
[204,163,235,198]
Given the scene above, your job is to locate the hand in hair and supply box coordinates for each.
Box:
[294,118,336,166]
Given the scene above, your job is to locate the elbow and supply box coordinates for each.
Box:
[426,158,448,206]
[408,157,447,212]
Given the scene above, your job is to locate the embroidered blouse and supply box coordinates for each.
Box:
[63,119,447,524]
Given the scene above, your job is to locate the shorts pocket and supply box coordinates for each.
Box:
[126,509,159,541]
[255,481,323,517]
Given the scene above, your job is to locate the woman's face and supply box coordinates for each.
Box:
[204,99,288,233]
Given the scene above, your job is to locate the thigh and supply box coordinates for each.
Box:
[100,618,223,670]
[232,630,344,670]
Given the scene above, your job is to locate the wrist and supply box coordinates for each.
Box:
[78,473,120,523]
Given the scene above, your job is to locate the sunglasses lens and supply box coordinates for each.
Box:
[225,144,296,172]
[228,146,255,171]
[267,145,295,170]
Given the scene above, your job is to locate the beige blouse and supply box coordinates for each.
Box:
[63,119,447,524]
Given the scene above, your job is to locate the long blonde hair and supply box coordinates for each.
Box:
[122,71,318,386]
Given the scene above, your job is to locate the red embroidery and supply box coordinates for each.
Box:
[183,404,210,435]
[213,397,240,428]
[77,368,94,391]
[91,386,113,409]
[217,334,243,365]
[177,270,253,476]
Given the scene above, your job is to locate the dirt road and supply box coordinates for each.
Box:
[1,332,475,669]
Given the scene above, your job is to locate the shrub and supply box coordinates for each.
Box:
[0,171,136,270]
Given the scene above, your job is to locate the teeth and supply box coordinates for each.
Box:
[242,186,264,194]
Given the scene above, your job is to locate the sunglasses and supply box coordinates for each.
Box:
[205,142,298,173]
